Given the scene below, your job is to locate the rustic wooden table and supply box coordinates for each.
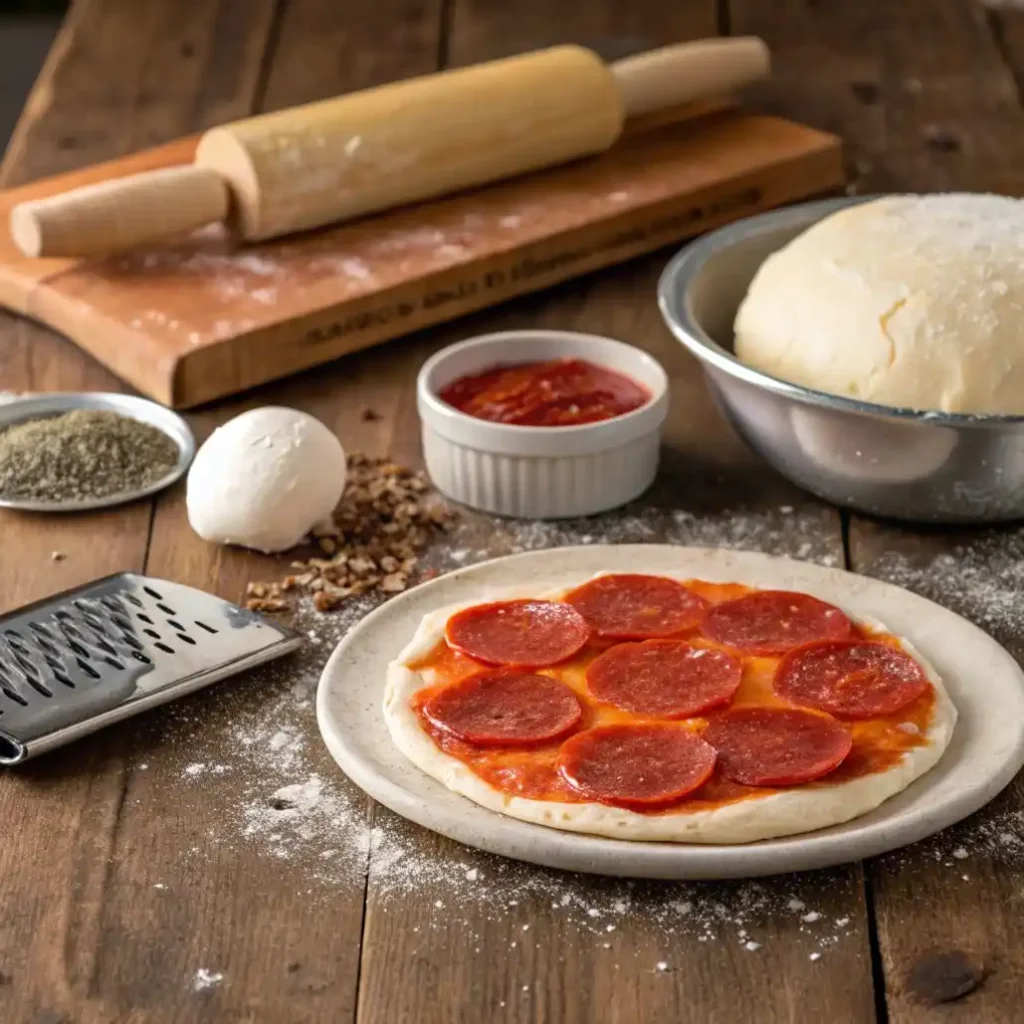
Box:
[3,1,1024,1021]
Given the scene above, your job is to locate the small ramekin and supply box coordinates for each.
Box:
[417,330,669,519]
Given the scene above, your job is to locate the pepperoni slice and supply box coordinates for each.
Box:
[701,590,855,656]
[564,574,708,640]
[775,640,931,719]
[586,640,742,718]
[557,723,716,809]
[445,600,590,667]
[423,670,582,747]
[702,707,852,786]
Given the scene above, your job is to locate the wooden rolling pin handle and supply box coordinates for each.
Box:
[611,37,770,120]
[9,165,229,259]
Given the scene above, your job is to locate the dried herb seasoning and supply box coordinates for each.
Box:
[0,409,180,504]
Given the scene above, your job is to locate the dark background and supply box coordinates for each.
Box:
[0,0,68,155]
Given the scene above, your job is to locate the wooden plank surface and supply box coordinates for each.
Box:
[729,0,1024,1021]
[2,1,1024,1022]
[124,2,446,1023]
[0,2,279,1022]
[351,4,872,1023]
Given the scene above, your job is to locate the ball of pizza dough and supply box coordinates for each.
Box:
[733,193,1024,414]
[186,406,346,553]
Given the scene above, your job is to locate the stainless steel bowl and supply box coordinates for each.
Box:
[657,196,1024,523]
[0,392,195,512]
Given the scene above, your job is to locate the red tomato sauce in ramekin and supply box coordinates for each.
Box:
[438,358,650,427]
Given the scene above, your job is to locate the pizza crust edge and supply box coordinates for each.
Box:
[382,576,958,845]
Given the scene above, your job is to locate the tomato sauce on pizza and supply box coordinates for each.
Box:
[407,575,937,814]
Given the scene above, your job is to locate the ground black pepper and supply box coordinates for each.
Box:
[0,409,181,503]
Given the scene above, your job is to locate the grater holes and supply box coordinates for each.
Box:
[84,633,118,656]
[57,619,84,640]
[81,614,111,636]
[137,614,154,625]
[16,667,52,699]
[194,621,218,634]
[64,639,91,659]
[154,642,174,654]
[124,594,143,608]
[167,619,184,631]
[0,684,27,707]
[12,652,39,678]
[72,602,115,635]
[130,651,152,665]
[76,659,100,679]
[142,628,161,640]
[4,630,29,655]
[156,603,176,616]
[42,657,74,688]
[120,632,143,651]
[143,586,163,600]
[102,656,125,670]
[100,597,124,614]
[176,634,197,646]
[112,615,134,633]
[28,622,55,640]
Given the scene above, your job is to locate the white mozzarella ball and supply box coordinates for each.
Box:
[187,406,346,553]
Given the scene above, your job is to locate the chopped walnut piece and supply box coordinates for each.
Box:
[380,573,408,593]
[245,452,456,615]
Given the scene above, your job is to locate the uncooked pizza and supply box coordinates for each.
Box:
[384,572,957,843]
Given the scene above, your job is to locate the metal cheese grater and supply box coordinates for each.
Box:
[0,573,303,765]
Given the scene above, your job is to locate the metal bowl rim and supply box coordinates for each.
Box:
[657,195,1024,430]
[0,392,196,512]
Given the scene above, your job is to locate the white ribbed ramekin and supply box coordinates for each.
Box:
[417,330,669,519]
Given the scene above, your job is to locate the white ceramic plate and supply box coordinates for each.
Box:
[316,545,1024,879]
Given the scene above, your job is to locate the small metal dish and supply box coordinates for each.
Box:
[0,392,195,513]
[658,196,1024,523]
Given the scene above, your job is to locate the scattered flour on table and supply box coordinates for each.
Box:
[867,529,1024,641]
[193,969,223,991]
[152,505,1024,960]
[424,502,841,572]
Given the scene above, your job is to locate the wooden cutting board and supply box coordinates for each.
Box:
[0,110,842,408]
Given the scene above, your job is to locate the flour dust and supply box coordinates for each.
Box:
[149,502,1023,964]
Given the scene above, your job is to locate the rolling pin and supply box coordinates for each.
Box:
[10,37,769,259]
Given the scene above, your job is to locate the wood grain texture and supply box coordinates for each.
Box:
[4,0,277,188]
[989,3,1024,116]
[849,524,1024,1023]
[124,2,446,1023]
[731,0,1024,196]
[735,0,1024,1020]
[0,2,278,1023]
[446,0,717,65]
[352,4,871,1022]
[3,2,1022,1023]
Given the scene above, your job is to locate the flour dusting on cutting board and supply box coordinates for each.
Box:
[151,506,1024,958]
